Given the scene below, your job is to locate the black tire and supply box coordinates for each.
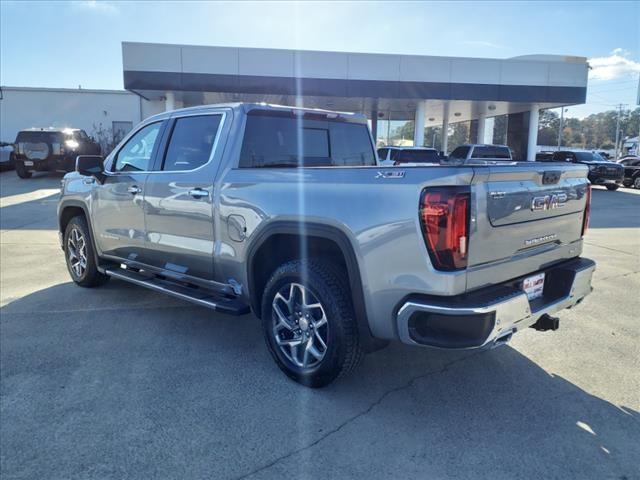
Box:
[15,161,32,179]
[63,215,110,288]
[634,177,640,190]
[606,184,619,191]
[261,259,364,388]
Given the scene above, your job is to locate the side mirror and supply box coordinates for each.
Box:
[76,155,105,183]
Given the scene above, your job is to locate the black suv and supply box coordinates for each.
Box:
[538,150,624,191]
[13,128,101,179]
[619,156,640,189]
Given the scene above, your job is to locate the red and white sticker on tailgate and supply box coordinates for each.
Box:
[523,272,545,300]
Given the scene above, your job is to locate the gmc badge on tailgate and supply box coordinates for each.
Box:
[531,193,568,211]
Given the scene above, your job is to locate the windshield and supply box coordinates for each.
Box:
[395,149,439,164]
[574,152,602,163]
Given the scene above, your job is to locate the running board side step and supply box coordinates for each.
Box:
[105,268,250,316]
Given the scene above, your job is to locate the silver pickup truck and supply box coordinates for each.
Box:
[58,103,595,387]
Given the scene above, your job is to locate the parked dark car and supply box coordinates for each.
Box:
[619,156,640,189]
[13,128,101,179]
[538,150,624,191]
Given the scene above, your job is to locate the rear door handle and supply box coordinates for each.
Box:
[188,188,209,198]
[127,185,142,194]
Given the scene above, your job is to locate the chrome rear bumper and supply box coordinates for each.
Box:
[396,257,595,349]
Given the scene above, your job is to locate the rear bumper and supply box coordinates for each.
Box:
[396,257,595,349]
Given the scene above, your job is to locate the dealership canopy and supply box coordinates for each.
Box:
[122,42,588,160]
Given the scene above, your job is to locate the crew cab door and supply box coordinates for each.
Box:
[142,111,227,282]
[92,121,165,262]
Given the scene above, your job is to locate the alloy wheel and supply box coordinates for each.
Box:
[634,177,640,189]
[67,227,88,278]
[271,282,329,369]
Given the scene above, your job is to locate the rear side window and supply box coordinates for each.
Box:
[471,146,492,159]
[493,147,511,159]
[449,146,470,160]
[239,113,375,168]
[163,115,222,171]
[395,149,439,163]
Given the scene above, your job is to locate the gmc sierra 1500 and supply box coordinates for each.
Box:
[58,103,595,387]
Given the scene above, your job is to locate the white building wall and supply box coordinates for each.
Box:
[0,87,148,142]
[141,98,166,119]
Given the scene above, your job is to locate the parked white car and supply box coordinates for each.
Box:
[0,142,15,170]
[377,146,440,166]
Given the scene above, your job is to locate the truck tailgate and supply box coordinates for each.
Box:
[466,163,589,291]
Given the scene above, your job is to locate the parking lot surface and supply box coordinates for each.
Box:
[1,170,638,480]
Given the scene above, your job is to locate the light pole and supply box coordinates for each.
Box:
[557,107,567,150]
[614,104,626,160]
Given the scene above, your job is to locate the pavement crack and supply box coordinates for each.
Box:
[584,241,637,257]
[598,270,640,282]
[232,350,485,480]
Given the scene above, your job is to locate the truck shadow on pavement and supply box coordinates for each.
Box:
[1,281,639,480]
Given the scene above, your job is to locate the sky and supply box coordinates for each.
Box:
[1,0,638,119]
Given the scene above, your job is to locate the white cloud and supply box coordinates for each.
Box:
[74,1,119,14]
[459,40,505,49]
[589,49,640,81]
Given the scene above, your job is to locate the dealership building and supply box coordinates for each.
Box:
[1,41,589,160]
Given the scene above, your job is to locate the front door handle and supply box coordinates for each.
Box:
[188,188,209,199]
[127,185,142,195]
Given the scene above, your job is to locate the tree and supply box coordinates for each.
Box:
[448,122,469,151]
[537,110,559,146]
[493,115,508,145]
[425,127,441,150]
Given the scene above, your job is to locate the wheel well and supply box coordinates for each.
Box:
[250,234,348,317]
[248,229,387,353]
[59,206,86,234]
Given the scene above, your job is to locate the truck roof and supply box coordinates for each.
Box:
[147,102,368,124]
[385,146,437,151]
[458,143,509,148]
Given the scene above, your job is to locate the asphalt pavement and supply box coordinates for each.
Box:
[1,170,638,480]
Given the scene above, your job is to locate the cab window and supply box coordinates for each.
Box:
[113,122,162,172]
[162,115,223,171]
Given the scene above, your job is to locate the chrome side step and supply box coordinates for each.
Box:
[105,267,250,316]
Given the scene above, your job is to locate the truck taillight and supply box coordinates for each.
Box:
[419,187,470,271]
[581,184,591,236]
